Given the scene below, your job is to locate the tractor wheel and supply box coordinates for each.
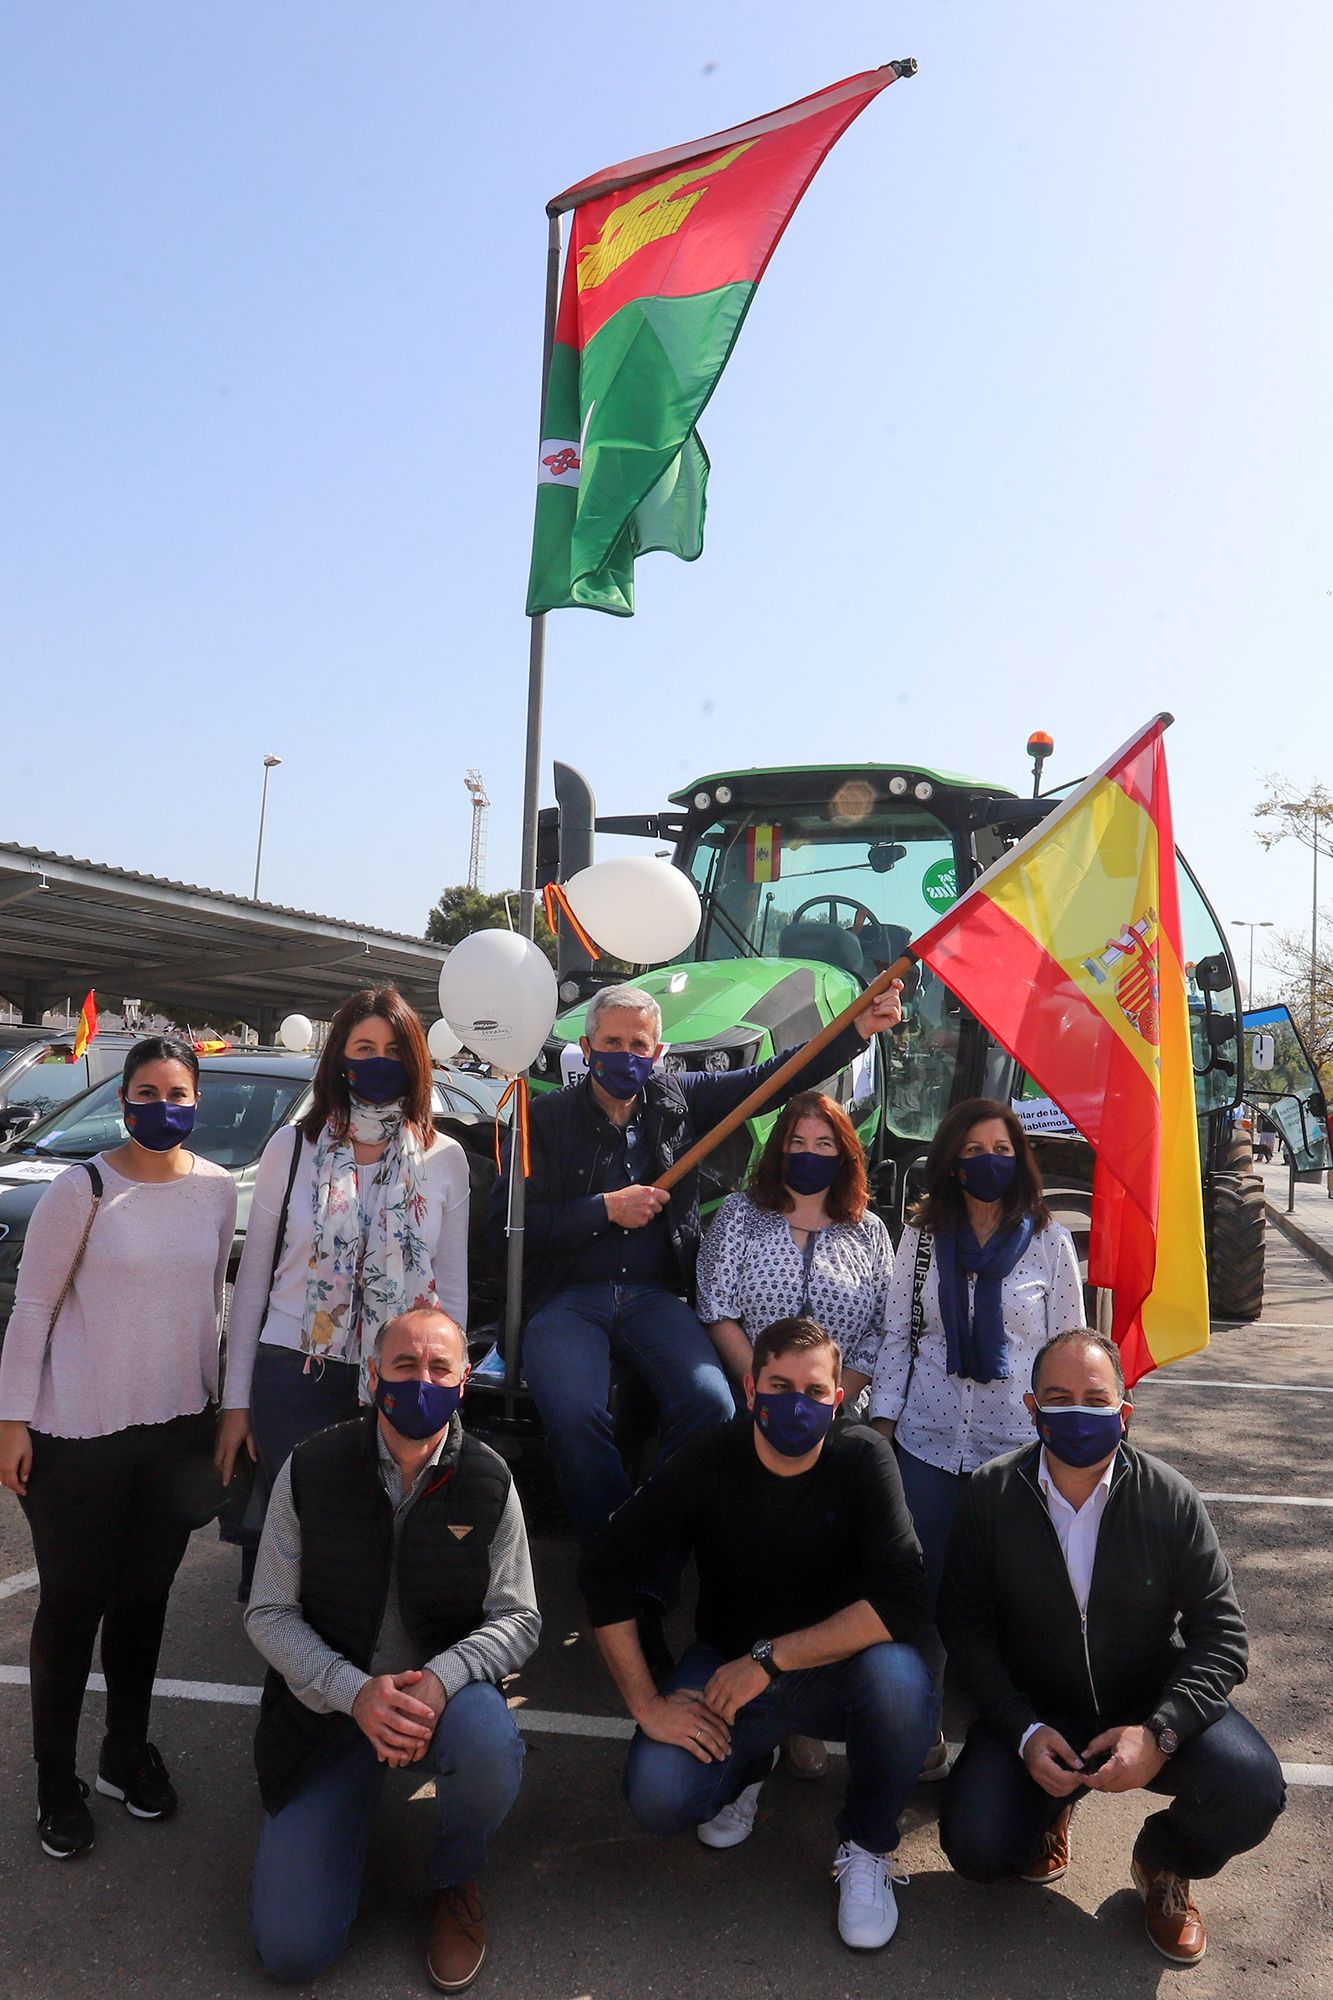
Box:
[1207,1171,1266,1322]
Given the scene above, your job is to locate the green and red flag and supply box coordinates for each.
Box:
[527,64,914,617]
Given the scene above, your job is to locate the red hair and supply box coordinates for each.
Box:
[746,1091,870,1225]
[301,988,435,1148]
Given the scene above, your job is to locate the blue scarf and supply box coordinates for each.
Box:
[934,1215,1035,1384]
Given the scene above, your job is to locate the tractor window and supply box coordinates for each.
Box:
[1242,1005,1330,1171]
[1178,859,1242,1119]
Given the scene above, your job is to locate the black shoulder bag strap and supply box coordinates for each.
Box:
[900,1224,934,1408]
[266,1127,304,1299]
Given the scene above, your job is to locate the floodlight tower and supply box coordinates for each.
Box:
[464,769,490,890]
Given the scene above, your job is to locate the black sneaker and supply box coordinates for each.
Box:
[96,1741,177,1820]
[37,1776,94,1859]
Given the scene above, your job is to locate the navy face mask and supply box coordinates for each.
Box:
[783,1151,842,1196]
[374,1374,464,1441]
[123,1099,196,1152]
[343,1055,409,1105]
[588,1048,656,1100]
[752,1389,838,1458]
[1035,1402,1125,1469]
[957,1152,1017,1203]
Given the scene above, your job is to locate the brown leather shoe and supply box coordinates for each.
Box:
[1020,1803,1075,1884]
[427,1881,487,1992]
[1131,1856,1207,1964]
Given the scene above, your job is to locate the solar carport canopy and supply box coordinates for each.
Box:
[0,842,446,1029]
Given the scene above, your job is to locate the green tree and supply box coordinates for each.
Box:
[425,886,557,966]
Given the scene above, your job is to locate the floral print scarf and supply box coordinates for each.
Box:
[302,1102,439,1400]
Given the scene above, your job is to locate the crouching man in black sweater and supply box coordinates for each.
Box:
[579,1316,933,1953]
[938,1328,1285,1968]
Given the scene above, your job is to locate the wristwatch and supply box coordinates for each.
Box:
[1151,1718,1180,1757]
[750,1639,782,1682]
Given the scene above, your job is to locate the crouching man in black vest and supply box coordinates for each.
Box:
[245,1307,539,1994]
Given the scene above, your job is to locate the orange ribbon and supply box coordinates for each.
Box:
[542,882,600,959]
[495,1076,532,1180]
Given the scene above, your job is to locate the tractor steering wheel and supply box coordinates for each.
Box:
[789,893,881,931]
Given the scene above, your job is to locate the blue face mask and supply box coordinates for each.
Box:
[123,1099,196,1152]
[374,1374,463,1441]
[587,1048,656,1100]
[1036,1402,1125,1469]
[343,1055,409,1106]
[783,1151,842,1196]
[752,1389,838,1458]
[958,1152,1017,1203]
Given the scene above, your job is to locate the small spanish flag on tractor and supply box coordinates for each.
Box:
[745,824,781,885]
[70,990,98,1063]
[912,714,1208,1386]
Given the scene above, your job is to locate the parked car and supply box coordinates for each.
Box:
[0,1052,504,1346]
[0,1028,143,1143]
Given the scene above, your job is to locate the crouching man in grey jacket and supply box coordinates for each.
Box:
[938,1329,1284,1968]
[244,1307,539,1994]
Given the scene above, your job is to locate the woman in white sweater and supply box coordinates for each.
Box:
[214,988,468,1523]
[0,1036,238,1860]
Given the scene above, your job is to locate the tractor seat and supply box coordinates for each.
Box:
[777,921,866,978]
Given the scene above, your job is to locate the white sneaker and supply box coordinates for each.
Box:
[834,1840,908,1949]
[697,1778,764,1849]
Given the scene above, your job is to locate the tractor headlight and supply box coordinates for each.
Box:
[887,775,909,797]
[714,783,733,805]
[703,1049,732,1073]
[914,780,934,801]
[662,1052,687,1074]
[693,790,712,811]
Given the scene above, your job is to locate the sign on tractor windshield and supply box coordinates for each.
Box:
[921,858,958,910]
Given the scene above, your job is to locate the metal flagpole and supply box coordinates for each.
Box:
[505,211,564,1400]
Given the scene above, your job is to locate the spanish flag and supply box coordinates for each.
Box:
[71,990,98,1063]
[745,823,781,885]
[914,714,1207,1385]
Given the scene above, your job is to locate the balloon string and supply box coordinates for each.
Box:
[542,882,600,959]
[495,1077,532,1180]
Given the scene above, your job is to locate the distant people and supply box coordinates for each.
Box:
[869,1098,1082,1773]
[488,981,901,1561]
[697,1091,894,1402]
[0,1037,237,1858]
[938,1330,1285,1965]
[245,1307,538,1991]
[580,1317,933,1952]
[215,988,469,1579]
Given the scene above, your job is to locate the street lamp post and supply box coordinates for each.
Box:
[253,754,283,901]
[1230,920,1274,1006]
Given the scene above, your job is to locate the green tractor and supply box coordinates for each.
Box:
[525,752,1328,1325]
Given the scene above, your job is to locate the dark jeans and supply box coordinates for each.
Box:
[940,1707,1286,1883]
[250,1341,361,1493]
[895,1446,971,1736]
[251,1683,524,1984]
[19,1414,201,1778]
[624,1640,935,1856]
[521,1282,735,1547]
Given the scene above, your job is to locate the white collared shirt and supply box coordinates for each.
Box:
[1037,1445,1116,1614]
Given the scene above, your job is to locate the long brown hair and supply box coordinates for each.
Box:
[300,988,435,1147]
[747,1091,870,1225]
[910,1096,1050,1235]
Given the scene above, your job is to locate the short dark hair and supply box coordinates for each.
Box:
[122,1035,200,1093]
[751,1315,842,1384]
[911,1096,1050,1235]
[1031,1328,1125,1398]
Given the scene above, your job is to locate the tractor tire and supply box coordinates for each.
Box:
[1207,1171,1265,1322]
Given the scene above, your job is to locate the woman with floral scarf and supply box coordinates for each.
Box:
[215,989,469,1563]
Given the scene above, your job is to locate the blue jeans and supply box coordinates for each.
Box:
[522,1282,735,1546]
[895,1447,970,1737]
[251,1682,524,1983]
[940,1706,1286,1883]
[624,1640,935,1856]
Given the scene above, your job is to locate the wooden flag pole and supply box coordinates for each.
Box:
[652,953,915,1193]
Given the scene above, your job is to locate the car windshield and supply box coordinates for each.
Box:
[21,1070,308,1169]
[680,796,967,1142]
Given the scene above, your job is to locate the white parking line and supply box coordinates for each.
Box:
[1146,1379,1333,1394]
[0,1567,38,1601]
[1201,1493,1333,1507]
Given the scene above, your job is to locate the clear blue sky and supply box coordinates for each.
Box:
[5,4,1330,998]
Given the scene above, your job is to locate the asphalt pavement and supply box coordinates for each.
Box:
[1,1226,1330,2000]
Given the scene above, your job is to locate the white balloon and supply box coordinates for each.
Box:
[427,1017,463,1063]
[277,1013,313,1052]
[564,857,702,964]
[437,930,557,1075]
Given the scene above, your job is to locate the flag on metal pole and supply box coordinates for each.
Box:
[912,715,1209,1386]
[70,990,98,1063]
[527,63,915,617]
